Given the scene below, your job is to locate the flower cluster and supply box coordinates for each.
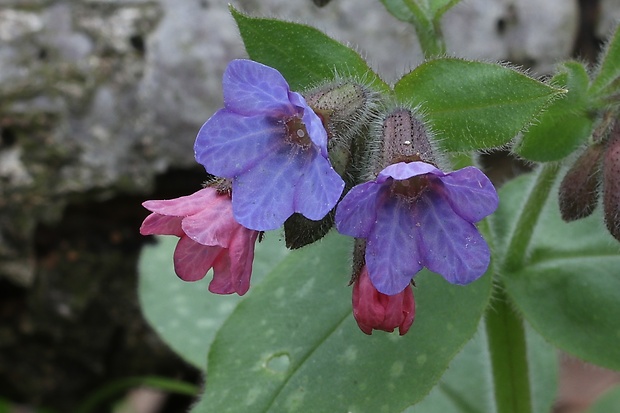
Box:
[140,59,499,334]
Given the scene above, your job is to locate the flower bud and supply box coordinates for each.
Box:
[559,143,603,222]
[285,81,379,250]
[352,265,415,335]
[304,80,378,176]
[368,107,439,178]
[603,121,620,241]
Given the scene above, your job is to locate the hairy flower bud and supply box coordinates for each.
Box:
[304,80,378,175]
[559,143,603,222]
[382,108,435,164]
[603,122,620,241]
[284,81,379,250]
[366,107,440,179]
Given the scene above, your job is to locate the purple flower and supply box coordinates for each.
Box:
[336,161,498,295]
[194,59,345,231]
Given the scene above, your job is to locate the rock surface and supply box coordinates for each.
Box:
[0,0,582,285]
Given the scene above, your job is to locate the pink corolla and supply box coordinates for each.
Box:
[140,186,259,296]
[352,266,415,335]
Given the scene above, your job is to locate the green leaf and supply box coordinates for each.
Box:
[380,0,416,23]
[394,58,565,152]
[403,321,558,413]
[427,0,461,19]
[231,6,389,92]
[514,61,594,162]
[380,0,460,23]
[586,386,620,413]
[497,173,620,370]
[191,232,492,413]
[590,23,620,99]
[138,232,289,369]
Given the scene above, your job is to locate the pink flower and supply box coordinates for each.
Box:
[352,266,415,335]
[139,187,259,296]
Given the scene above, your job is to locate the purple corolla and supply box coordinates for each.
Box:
[194,59,345,231]
[336,161,498,295]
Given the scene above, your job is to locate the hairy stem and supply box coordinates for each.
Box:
[502,163,561,272]
[403,0,447,58]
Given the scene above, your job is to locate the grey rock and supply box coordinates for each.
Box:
[0,0,583,285]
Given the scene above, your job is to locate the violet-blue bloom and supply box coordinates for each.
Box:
[335,161,498,295]
[194,59,345,231]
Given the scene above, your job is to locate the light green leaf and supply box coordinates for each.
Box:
[427,0,461,19]
[191,232,492,413]
[590,23,620,99]
[403,321,558,413]
[380,0,416,23]
[497,173,620,370]
[380,0,460,23]
[231,6,389,92]
[394,58,565,152]
[514,61,594,162]
[586,386,620,413]
[138,232,289,370]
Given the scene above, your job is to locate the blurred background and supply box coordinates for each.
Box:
[1,0,619,411]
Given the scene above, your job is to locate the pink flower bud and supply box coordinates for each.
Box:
[352,266,415,335]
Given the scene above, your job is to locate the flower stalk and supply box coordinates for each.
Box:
[501,163,561,272]
[485,288,532,413]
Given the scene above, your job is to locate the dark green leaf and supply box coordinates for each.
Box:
[138,233,289,369]
[514,61,594,162]
[394,58,564,151]
[231,6,389,92]
[497,174,620,370]
[191,232,492,413]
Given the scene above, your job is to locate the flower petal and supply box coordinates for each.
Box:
[181,196,237,248]
[142,187,217,217]
[140,213,183,237]
[335,181,384,238]
[209,228,258,296]
[438,166,498,222]
[173,236,220,281]
[365,195,423,295]
[208,253,233,294]
[289,91,328,156]
[352,269,387,335]
[415,191,490,285]
[377,161,443,183]
[293,150,344,221]
[195,110,284,178]
[230,146,300,230]
[222,59,296,117]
